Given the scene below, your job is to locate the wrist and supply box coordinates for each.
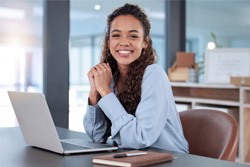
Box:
[89,91,99,105]
[99,89,112,97]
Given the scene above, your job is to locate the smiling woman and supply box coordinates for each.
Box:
[68,0,166,132]
[83,3,189,154]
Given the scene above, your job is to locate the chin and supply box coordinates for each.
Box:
[117,61,132,66]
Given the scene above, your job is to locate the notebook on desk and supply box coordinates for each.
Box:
[8,91,118,155]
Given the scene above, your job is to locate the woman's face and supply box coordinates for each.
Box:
[108,15,148,70]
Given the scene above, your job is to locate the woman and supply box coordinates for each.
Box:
[84,3,189,153]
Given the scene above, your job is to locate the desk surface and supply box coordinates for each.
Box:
[1,127,249,167]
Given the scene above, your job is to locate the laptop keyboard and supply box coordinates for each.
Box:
[61,142,91,150]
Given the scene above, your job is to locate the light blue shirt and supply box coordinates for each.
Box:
[83,64,189,153]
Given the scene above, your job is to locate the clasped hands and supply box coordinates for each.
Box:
[88,63,112,105]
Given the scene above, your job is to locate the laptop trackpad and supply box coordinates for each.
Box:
[60,138,115,148]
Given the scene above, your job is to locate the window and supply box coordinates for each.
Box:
[186,0,250,82]
[0,1,43,127]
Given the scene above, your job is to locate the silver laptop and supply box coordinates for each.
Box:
[8,91,118,155]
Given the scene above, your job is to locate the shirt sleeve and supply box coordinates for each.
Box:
[98,64,173,149]
[83,103,109,143]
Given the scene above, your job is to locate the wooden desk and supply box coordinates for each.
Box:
[0,127,248,167]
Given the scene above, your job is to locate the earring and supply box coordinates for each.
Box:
[107,50,112,57]
[141,48,145,55]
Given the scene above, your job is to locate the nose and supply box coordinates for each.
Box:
[119,37,130,46]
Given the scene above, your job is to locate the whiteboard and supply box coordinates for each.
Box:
[204,48,250,84]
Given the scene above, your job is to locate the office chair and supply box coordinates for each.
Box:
[179,109,239,161]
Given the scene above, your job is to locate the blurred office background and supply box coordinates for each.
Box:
[0,0,250,131]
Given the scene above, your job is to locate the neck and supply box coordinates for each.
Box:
[116,65,128,93]
[118,65,128,79]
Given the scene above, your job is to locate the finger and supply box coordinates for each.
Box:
[91,67,99,76]
[90,66,97,71]
[87,70,94,78]
[94,65,103,72]
[102,63,110,70]
[98,63,107,71]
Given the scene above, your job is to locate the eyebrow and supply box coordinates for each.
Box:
[111,29,140,33]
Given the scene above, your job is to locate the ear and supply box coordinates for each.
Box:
[143,36,150,49]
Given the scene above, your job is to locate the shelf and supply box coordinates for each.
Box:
[242,88,250,104]
[174,97,240,107]
[243,104,250,108]
[171,82,240,89]
[171,82,250,163]
[171,84,239,102]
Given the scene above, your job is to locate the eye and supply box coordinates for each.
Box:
[111,34,120,38]
[129,34,138,39]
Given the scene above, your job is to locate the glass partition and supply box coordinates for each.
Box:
[186,0,250,82]
[0,1,43,127]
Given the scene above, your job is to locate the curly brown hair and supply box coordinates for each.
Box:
[101,3,157,116]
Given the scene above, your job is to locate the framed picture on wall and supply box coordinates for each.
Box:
[204,48,250,84]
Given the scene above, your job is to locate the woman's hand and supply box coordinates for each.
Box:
[87,65,99,105]
[88,63,112,103]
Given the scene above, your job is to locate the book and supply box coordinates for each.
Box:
[92,150,174,167]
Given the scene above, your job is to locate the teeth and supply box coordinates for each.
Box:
[119,50,131,54]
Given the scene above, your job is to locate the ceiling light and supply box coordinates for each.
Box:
[94,5,101,10]
[149,12,164,19]
[0,7,25,20]
[207,42,216,50]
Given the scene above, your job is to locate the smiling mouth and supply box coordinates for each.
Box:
[117,50,133,56]
[118,50,132,54]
